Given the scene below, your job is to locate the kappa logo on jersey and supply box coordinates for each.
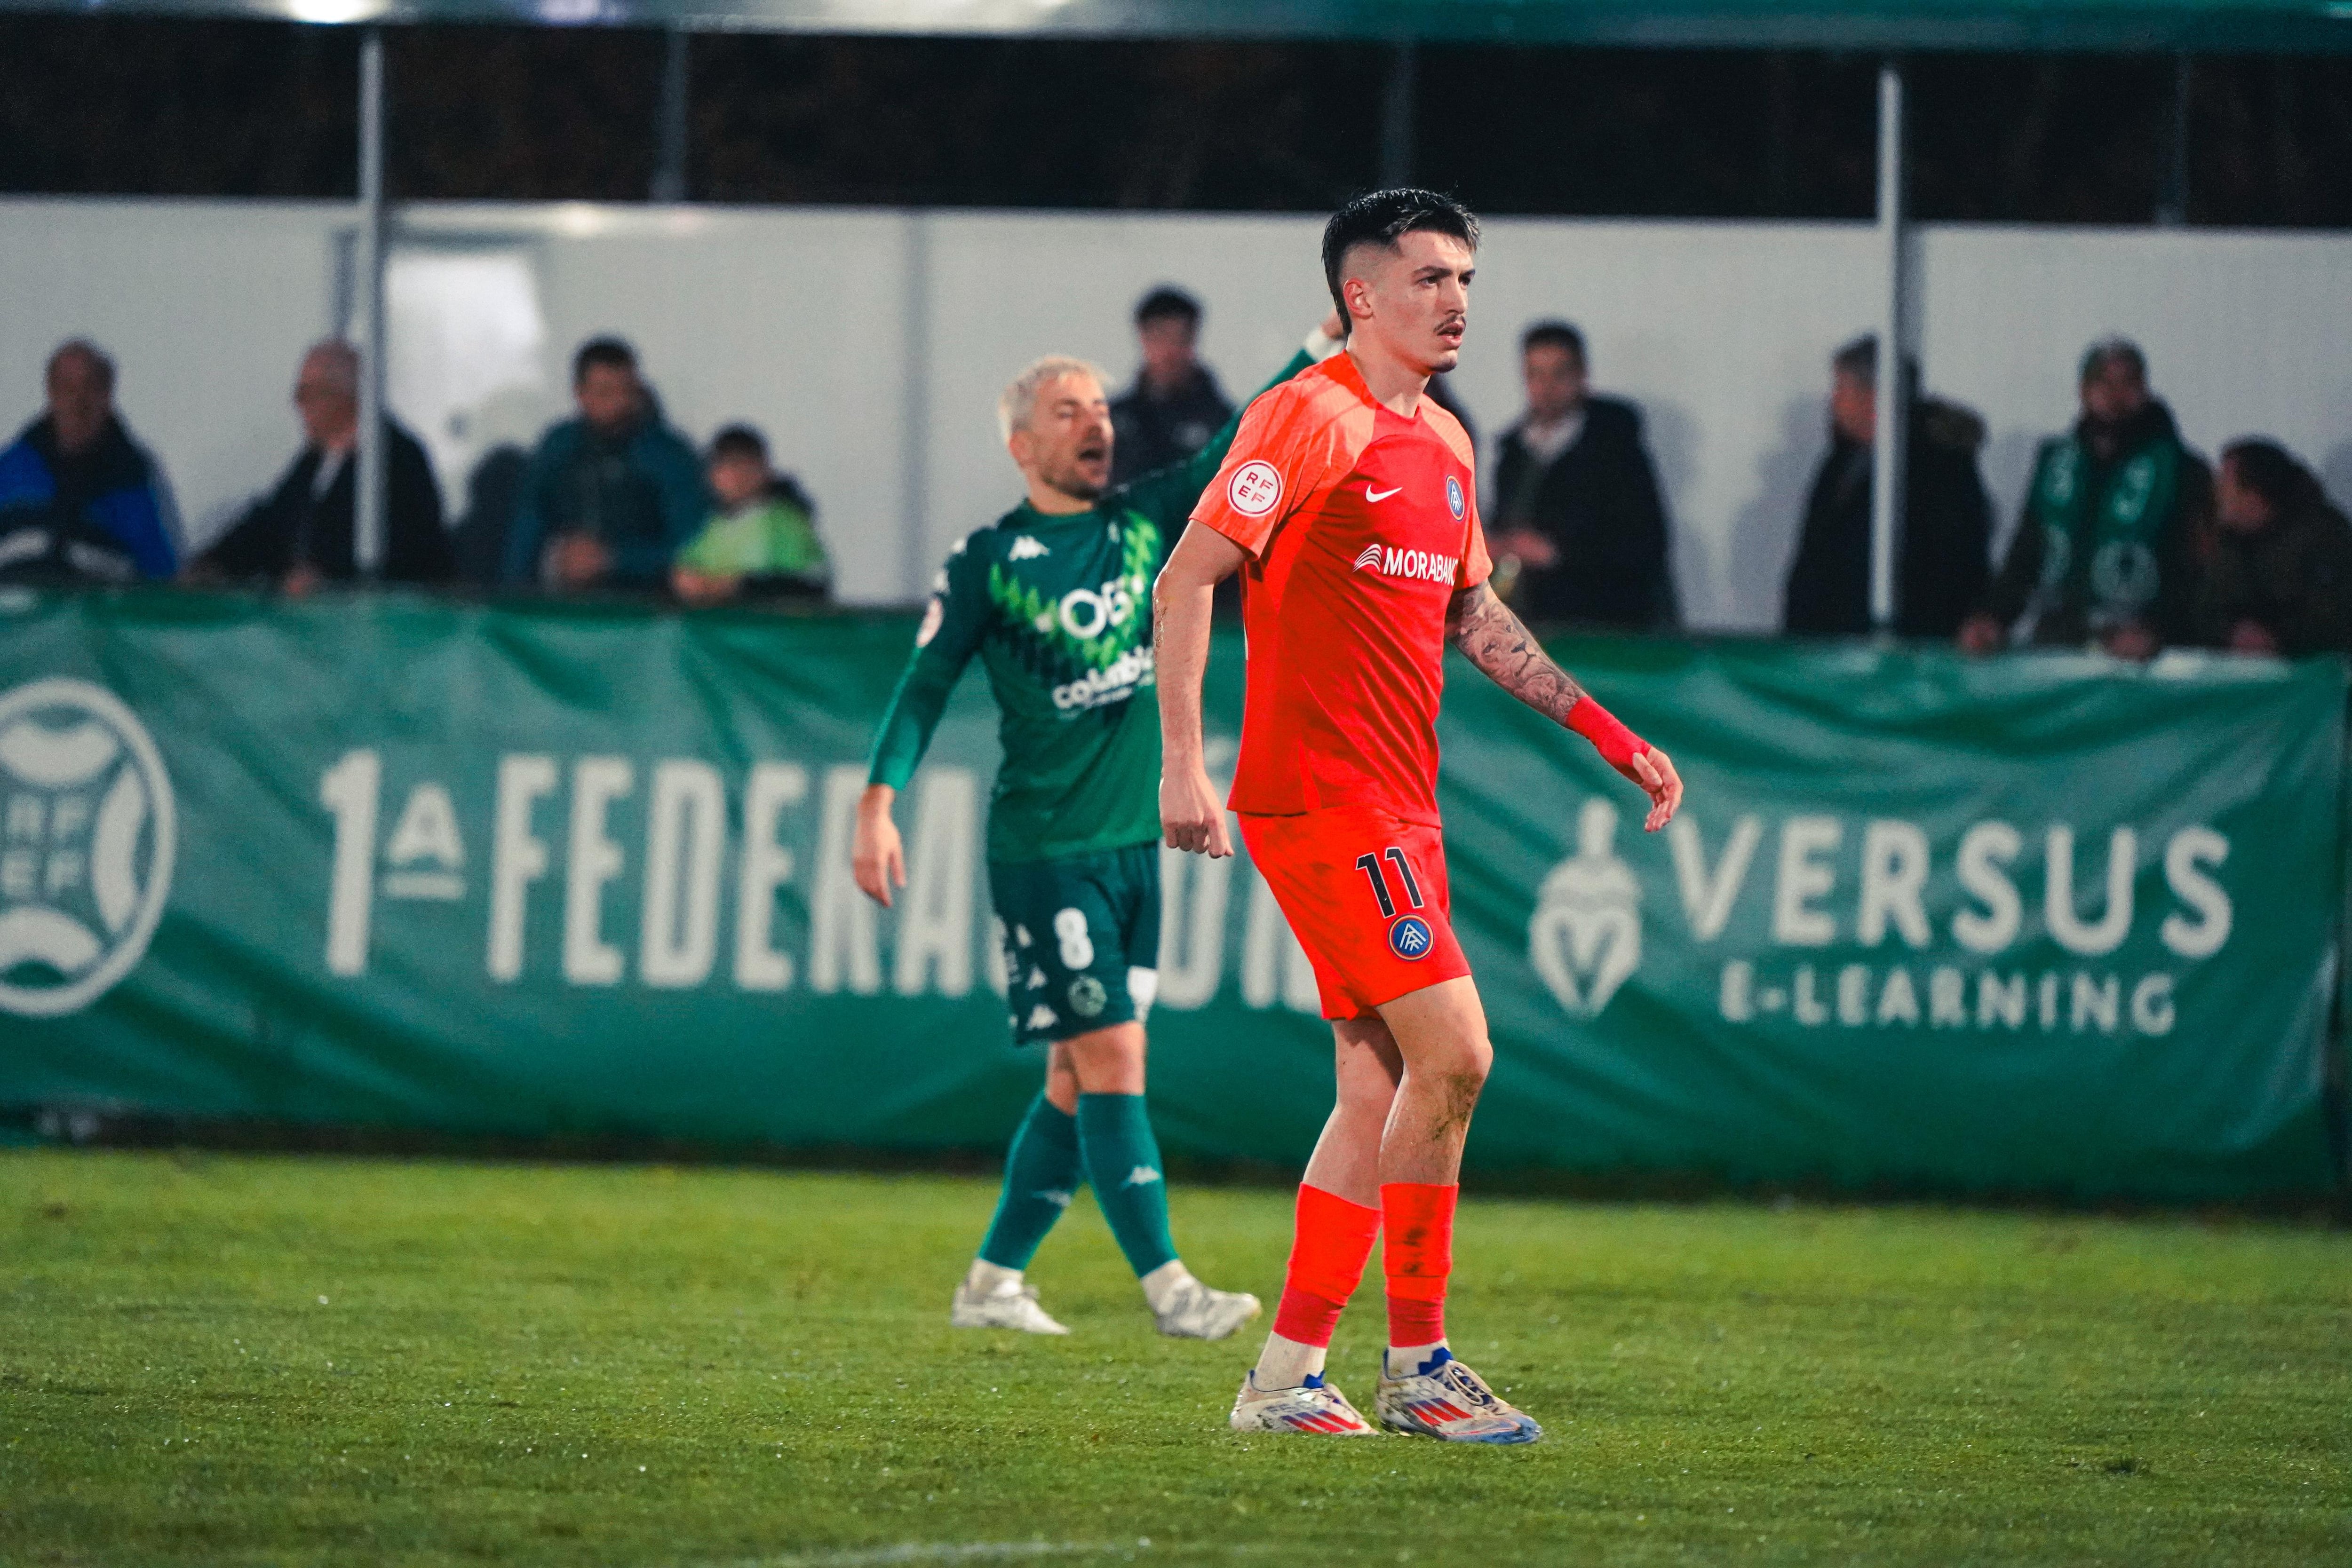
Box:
[1388,915,1435,961]
[1355,545,1462,585]
[1007,536,1050,561]
[1446,475,1466,520]
[1227,461,1283,518]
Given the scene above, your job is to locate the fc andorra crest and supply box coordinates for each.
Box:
[0,679,175,1017]
[1528,797,1640,1018]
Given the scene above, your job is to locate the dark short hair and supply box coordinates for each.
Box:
[1521,320,1586,365]
[47,338,116,394]
[708,424,769,465]
[573,335,638,386]
[1832,334,1879,387]
[1830,333,1921,397]
[1134,287,1202,330]
[2079,337,2147,386]
[1321,188,1481,323]
[2221,438,2322,516]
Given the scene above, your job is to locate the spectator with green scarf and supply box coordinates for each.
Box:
[1961,339,2211,661]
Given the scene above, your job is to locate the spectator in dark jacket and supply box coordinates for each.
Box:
[192,341,449,591]
[1961,339,2211,660]
[502,336,705,592]
[1108,287,1234,488]
[2191,439,2352,657]
[0,340,180,584]
[1782,335,1991,639]
[1487,321,1675,629]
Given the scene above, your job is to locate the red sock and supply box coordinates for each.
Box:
[1270,1184,1381,1347]
[1381,1181,1457,1348]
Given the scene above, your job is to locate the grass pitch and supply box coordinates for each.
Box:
[2,1150,2348,1567]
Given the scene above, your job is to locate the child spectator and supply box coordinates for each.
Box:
[670,425,829,605]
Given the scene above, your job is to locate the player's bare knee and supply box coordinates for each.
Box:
[1335,1069,1398,1124]
[1419,1028,1491,1089]
[1064,1023,1148,1093]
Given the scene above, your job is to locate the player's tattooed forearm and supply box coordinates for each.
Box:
[1446,583,1589,724]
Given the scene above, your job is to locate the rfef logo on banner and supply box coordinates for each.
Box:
[0,679,175,1017]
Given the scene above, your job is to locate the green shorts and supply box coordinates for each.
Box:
[988,842,1161,1046]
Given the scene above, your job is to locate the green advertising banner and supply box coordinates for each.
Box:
[0,590,2340,1198]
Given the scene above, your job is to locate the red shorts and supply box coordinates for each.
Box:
[1238,805,1471,1021]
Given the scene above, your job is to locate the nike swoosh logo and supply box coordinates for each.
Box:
[1366,485,1403,503]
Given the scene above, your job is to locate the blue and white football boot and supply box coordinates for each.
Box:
[1229,1370,1379,1435]
[1374,1347,1542,1444]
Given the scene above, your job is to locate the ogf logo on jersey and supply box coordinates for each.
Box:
[1446,475,1466,520]
[1227,461,1282,518]
[0,679,176,1017]
[1057,575,1142,641]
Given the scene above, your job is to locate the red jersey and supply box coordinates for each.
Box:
[1191,352,1491,825]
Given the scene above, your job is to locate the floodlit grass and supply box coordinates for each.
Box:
[1,1150,2348,1566]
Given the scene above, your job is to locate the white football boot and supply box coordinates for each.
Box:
[949,1278,1070,1335]
[1152,1276,1263,1341]
[1375,1347,1542,1444]
[1228,1370,1378,1435]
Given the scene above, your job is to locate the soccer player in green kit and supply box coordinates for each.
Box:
[854,310,1346,1338]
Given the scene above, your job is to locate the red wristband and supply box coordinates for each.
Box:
[1565,697,1647,771]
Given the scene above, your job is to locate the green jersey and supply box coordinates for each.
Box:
[868,347,1316,864]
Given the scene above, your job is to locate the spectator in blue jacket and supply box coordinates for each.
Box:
[503,336,705,593]
[0,340,181,584]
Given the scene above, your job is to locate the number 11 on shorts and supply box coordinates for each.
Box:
[1353,847,1425,917]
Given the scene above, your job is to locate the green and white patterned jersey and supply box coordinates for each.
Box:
[868,347,1315,864]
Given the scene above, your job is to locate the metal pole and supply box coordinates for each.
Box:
[354,28,388,579]
[1867,59,1907,633]
[2155,53,2192,226]
[1379,42,1416,189]
[899,212,931,603]
[651,27,690,204]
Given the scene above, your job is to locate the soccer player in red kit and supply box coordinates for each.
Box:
[1155,190,1684,1443]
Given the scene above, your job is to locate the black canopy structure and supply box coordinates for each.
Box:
[10,0,2352,50]
[12,0,2345,614]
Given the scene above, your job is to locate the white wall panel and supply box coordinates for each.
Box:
[0,199,343,551]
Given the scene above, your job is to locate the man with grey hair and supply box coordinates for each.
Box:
[0,339,182,583]
[851,308,1342,1342]
[193,339,448,590]
[1960,336,2209,658]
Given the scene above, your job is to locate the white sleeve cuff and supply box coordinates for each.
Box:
[1303,325,1345,362]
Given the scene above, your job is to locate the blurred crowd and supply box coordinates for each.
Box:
[0,334,831,610]
[5,291,2347,660]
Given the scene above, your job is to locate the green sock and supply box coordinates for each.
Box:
[977,1094,1082,1270]
[1076,1093,1179,1278]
